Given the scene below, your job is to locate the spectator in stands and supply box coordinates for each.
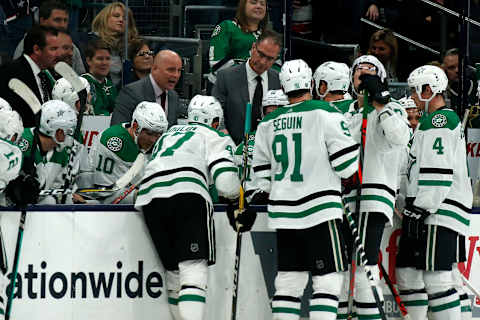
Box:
[82,39,118,115]
[212,29,282,145]
[0,26,60,127]
[57,30,74,68]
[442,48,478,109]
[367,28,399,82]
[124,38,154,85]
[111,50,187,127]
[90,1,139,88]
[208,0,269,84]
[1,0,36,57]
[12,0,85,75]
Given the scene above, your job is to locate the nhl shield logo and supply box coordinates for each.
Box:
[19,138,29,152]
[190,243,199,253]
[431,114,447,128]
[106,137,123,152]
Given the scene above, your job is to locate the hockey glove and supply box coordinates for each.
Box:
[226,201,257,233]
[358,74,391,105]
[5,173,40,206]
[402,204,430,240]
[341,172,360,195]
[250,191,269,205]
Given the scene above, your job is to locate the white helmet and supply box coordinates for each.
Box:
[262,89,289,107]
[313,61,350,98]
[39,100,77,150]
[398,96,418,110]
[132,101,169,137]
[408,65,448,102]
[350,55,387,95]
[52,77,91,112]
[279,59,313,94]
[0,97,12,111]
[188,95,224,127]
[0,109,23,144]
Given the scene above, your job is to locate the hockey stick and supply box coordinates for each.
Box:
[54,62,88,204]
[114,152,145,190]
[6,79,42,320]
[379,263,411,319]
[461,274,480,301]
[111,184,137,204]
[231,102,252,320]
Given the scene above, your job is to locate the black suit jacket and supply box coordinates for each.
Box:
[212,63,281,145]
[110,76,187,128]
[0,56,52,127]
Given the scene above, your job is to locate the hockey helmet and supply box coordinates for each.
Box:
[132,101,169,136]
[313,61,350,98]
[187,95,224,127]
[0,109,23,144]
[279,59,312,94]
[39,100,77,150]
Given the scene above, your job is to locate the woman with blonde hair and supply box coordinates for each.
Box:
[208,0,270,83]
[90,2,139,87]
[368,28,399,82]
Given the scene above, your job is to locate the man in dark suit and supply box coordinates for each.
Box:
[212,30,283,145]
[111,50,187,127]
[0,25,60,127]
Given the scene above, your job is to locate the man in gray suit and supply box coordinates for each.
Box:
[111,50,186,127]
[213,30,282,145]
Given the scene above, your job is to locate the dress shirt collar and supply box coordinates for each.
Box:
[150,73,166,98]
[245,59,267,84]
[24,54,42,76]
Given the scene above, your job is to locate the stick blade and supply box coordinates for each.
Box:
[54,62,85,92]
[8,78,42,114]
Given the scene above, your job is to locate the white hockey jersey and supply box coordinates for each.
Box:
[407,108,472,235]
[344,101,411,225]
[252,99,359,230]
[135,123,239,208]
[19,128,82,197]
[0,138,22,206]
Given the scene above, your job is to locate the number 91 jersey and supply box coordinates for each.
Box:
[135,123,238,207]
[252,100,359,230]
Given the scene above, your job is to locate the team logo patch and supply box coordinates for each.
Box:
[106,137,123,152]
[212,25,221,37]
[18,138,29,152]
[190,243,199,253]
[431,114,447,128]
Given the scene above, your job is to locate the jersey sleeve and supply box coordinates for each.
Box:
[324,112,359,179]
[206,132,239,199]
[377,102,411,148]
[209,20,234,69]
[413,127,457,213]
[252,123,272,194]
[0,145,22,191]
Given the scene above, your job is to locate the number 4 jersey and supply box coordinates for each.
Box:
[135,123,239,208]
[252,100,359,230]
[407,108,472,235]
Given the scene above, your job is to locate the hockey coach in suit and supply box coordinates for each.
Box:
[212,29,282,145]
[111,50,187,127]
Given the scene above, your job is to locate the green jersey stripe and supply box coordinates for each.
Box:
[309,305,338,313]
[334,156,358,172]
[436,209,470,226]
[269,202,342,219]
[418,180,452,187]
[430,299,460,313]
[271,307,301,315]
[213,166,238,182]
[178,294,206,303]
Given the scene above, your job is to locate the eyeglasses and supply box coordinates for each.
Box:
[137,50,154,57]
[356,65,376,72]
[254,45,276,62]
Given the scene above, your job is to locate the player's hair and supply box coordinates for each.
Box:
[368,28,398,73]
[286,89,309,99]
[235,0,269,33]
[24,25,59,55]
[39,0,68,20]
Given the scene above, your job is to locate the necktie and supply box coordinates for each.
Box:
[160,91,167,111]
[38,71,51,103]
[251,75,263,131]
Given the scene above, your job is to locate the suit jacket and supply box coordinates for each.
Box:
[110,76,186,128]
[0,56,52,127]
[212,63,281,145]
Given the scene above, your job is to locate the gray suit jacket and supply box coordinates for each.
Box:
[212,63,280,145]
[110,76,186,127]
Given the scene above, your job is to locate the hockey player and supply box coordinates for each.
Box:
[52,77,93,114]
[18,100,81,204]
[399,96,421,131]
[312,61,353,113]
[338,55,411,319]
[135,95,240,320]
[396,65,472,320]
[251,59,359,320]
[87,101,168,204]
[227,89,289,231]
